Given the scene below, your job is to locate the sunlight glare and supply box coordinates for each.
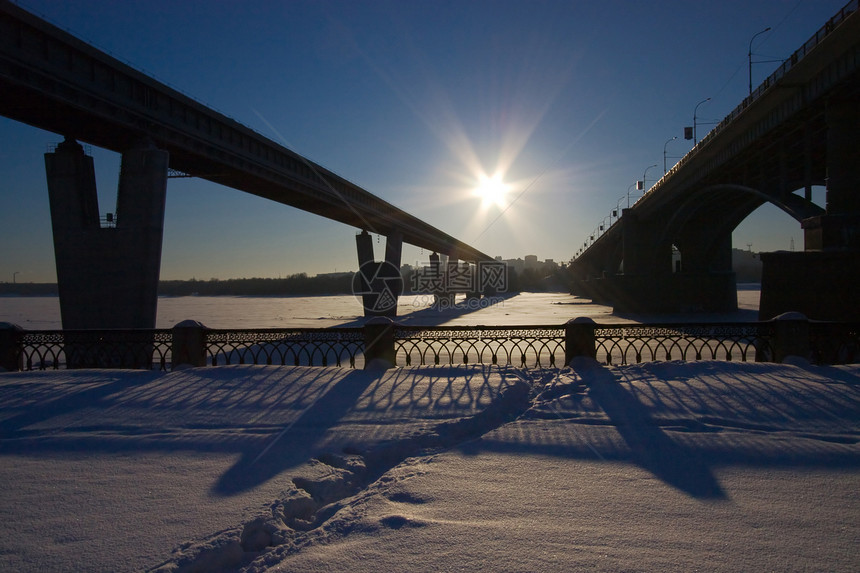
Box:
[474,173,509,208]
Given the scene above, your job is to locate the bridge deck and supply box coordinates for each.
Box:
[0,0,491,262]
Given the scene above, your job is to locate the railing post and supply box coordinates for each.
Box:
[364,316,396,369]
[769,312,811,363]
[565,317,596,364]
[172,320,209,369]
[0,323,24,372]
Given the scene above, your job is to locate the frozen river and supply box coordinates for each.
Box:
[0,286,762,330]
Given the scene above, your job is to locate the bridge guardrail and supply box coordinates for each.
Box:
[2,316,856,371]
[652,0,858,195]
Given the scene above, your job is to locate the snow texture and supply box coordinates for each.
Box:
[1,360,858,572]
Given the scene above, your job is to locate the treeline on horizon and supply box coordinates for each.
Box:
[159,273,355,296]
[0,267,574,296]
[0,273,355,297]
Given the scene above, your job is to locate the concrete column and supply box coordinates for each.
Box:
[354,231,375,311]
[466,263,481,302]
[384,231,402,269]
[803,99,860,251]
[363,316,395,369]
[428,251,440,272]
[355,230,374,267]
[45,138,168,329]
[428,252,443,306]
[353,231,402,318]
[825,98,860,216]
[621,209,672,275]
[770,99,860,320]
[440,256,458,307]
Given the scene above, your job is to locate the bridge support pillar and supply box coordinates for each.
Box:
[622,208,673,275]
[466,262,482,304]
[610,209,674,312]
[589,212,737,314]
[45,137,168,330]
[435,257,457,308]
[761,98,860,321]
[353,231,402,318]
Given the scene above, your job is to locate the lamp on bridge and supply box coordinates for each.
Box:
[639,164,658,196]
[626,182,637,209]
[663,136,677,174]
[748,26,772,95]
[693,98,710,144]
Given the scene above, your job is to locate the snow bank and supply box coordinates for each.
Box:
[1,360,858,572]
[0,365,527,572]
[250,361,859,573]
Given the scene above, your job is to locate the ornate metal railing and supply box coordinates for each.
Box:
[205,328,365,368]
[594,323,774,365]
[394,325,565,368]
[3,317,857,372]
[17,329,173,370]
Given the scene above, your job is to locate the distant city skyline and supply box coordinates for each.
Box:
[0,0,845,283]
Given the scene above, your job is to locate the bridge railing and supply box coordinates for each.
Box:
[2,316,856,371]
[651,0,857,196]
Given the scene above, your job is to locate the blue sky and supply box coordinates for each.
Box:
[0,0,846,282]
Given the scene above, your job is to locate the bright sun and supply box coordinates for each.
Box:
[474,173,509,208]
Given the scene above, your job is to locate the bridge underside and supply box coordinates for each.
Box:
[570,58,860,319]
[0,2,497,329]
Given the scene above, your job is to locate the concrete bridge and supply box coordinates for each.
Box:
[569,1,860,321]
[0,1,493,328]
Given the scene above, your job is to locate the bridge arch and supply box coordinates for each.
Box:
[655,183,824,272]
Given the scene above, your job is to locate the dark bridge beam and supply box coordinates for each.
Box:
[0,1,491,264]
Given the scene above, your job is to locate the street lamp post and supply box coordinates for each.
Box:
[626,182,637,209]
[663,136,677,174]
[641,164,658,195]
[12,271,19,284]
[748,26,772,96]
[693,98,710,144]
[598,215,611,235]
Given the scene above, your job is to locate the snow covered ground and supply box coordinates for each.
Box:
[1,359,857,572]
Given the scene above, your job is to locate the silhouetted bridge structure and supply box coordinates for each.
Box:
[0,1,492,329]
[570,1,860,321]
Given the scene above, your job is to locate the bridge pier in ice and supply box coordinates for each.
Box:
[45,137,168,330]
[354,230,403,318]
